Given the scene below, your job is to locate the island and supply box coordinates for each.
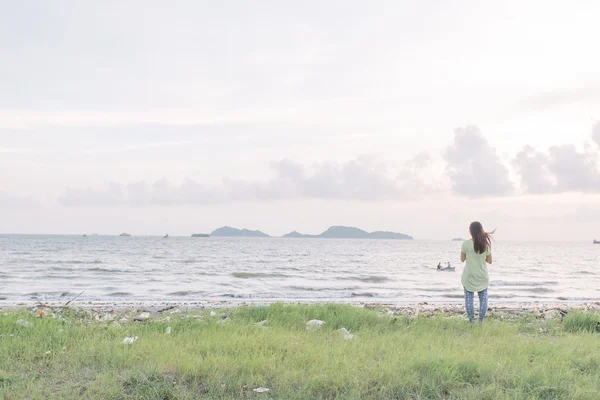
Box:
[191,233,210,238]
[210,226,270,238]
[119,233,131,237]
[282,226,413,240]
[452,238,465,241]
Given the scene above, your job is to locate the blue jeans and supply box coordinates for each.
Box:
[464,287,488,323]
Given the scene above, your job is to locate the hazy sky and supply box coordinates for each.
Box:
[1,1,600,241]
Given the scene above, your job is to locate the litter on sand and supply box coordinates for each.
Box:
[253,387,270,393]
[121,336,138,345]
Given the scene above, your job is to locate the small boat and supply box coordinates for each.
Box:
[164,234,170,239]
[83,234,88,238]
[437,262,455,272]
[594,239,600,244]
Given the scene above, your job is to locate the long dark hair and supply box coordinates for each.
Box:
[469,221,493,254]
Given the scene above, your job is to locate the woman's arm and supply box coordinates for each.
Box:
[460,252,466,262]
[486,254,492,264]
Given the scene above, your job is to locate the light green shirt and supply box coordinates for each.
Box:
[461,239,491,292]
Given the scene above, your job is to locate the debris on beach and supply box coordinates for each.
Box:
[306,319,324,331]
[255,320,268,327]
[16,319,32,328]
[253,387,270,393]
[136,312,150,321]
[210,311,217,317]
[102,313,114,322]
[544,309,566,321]
[166,327,172,335]
[164,316,171,322]
[338,327,354,340]
[121,336,138,345]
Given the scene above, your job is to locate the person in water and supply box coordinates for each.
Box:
[460,221,493,323]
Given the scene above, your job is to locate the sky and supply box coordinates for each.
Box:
[1,0,600,241]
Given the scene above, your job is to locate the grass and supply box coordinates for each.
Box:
[1,303,600,399]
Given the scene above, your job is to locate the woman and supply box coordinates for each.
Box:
[460,221,493,323]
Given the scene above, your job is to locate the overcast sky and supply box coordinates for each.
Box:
[1,0,600,241]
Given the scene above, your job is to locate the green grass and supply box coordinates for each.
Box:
[1,304,600,399]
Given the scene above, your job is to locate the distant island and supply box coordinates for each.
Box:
[282,226,413,240]
[452,238,465,241]
[119,233,131,237]
[205,225,413,239]
[210,226,270,238]
[191,233,210,238]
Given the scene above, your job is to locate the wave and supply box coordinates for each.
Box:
[490,281,558,287]
[167,290,204,296]
[107,292,133,297]
[351,292,376,297]
[232,272,291,279]
[557,296,600,301]
[525,287,555,293]
[575,270,596,275]
[338,275,390,283]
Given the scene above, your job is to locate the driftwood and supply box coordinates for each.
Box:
[157,305,178,313]
[64,291,84,306]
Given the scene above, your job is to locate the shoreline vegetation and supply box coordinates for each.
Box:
[2,302,600,399]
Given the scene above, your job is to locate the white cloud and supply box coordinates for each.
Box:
[513,124,600,194]
[0,192,38,208]
[513,146,555,193]
[443,126,513,197]
[57,157,416,206]
[593,121,600,148]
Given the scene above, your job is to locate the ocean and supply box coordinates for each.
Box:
[1,235,599,304]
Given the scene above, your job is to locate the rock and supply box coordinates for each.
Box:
[338,327,354,340]
[166,327,172,335]
[136,312,150,321]
[306,319,324,331]
[210,311,217,317]
[121,336,138,345]
[164,316,171,322]
[16,319,32,328]
[102,314,115,321]
[253,387,270,393]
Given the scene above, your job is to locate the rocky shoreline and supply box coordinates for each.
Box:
[2,299,600,318]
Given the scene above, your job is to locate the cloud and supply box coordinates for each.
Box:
[513,146,555,193]
[0,193,38,208]
[443,126,513,197]
[58,157,412,206]
[520,85,600,112]
[593,121,600,147]
[513,134,600,194]
[547,145,600,192]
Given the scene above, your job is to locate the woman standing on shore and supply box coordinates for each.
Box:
[460,221,493,323]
